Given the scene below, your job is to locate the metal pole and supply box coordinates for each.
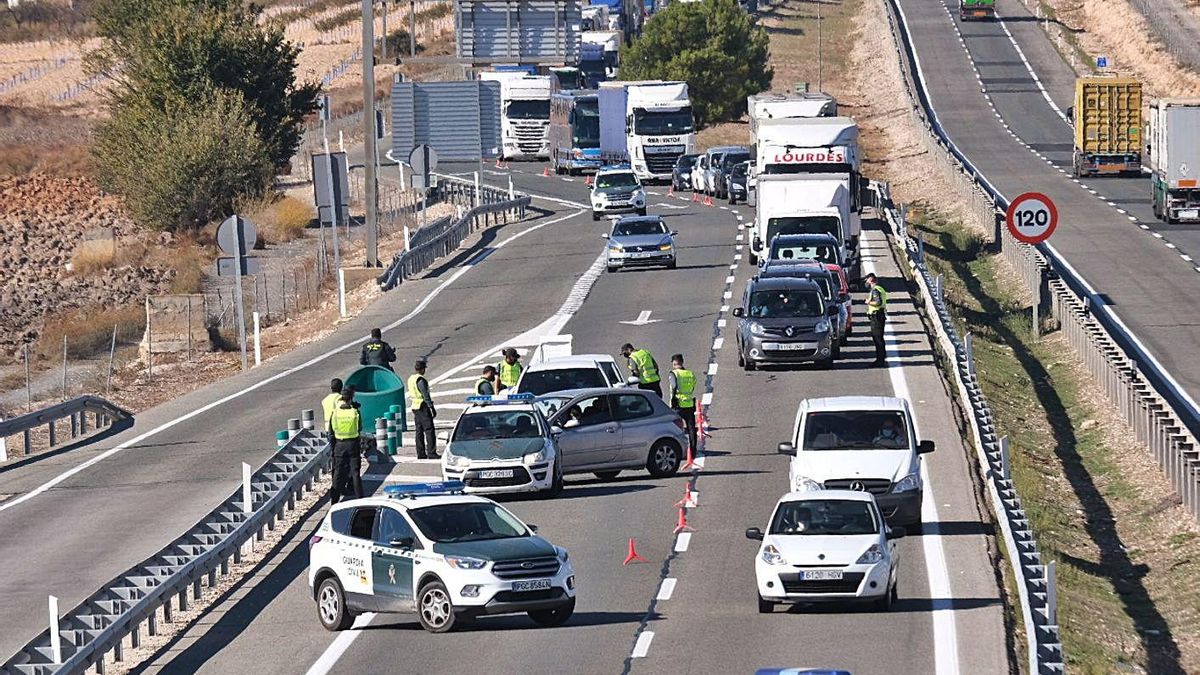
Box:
[324,137,342,276]
[61,334,67,400]
[363,0,380,267]
[253,311,262,366]
[410,0,416,58]
[242,462,253,555]
[24,343,31,412]
[186,296,194,361]
[48,595,61,665]
[382,0,389,62]
[146,296,153,381]
[817,0,823,92]
[107,324,117,396]
[233,219,249,371]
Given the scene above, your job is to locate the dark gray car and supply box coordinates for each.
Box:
[734,276,839,370]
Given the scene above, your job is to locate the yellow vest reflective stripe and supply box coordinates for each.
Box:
[331,406,360,440]
[408,373,427,408]
[868,286,889,314]
[321,393,340,424]
[499,361,522,387]
[674,369,696,408]
[631,349,660,383]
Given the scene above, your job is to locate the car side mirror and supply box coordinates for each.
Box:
[390,536,415,549]
[670,230,679,237]
[826,305,840,316]
[886,526,907,540]
[527,524,539,532]
[626,376,640,386]
[745,527,764,541]
[777,442,796,456]
[918,440,935,454]
[732,307,745,318]
[550,425,564,435]
[601,233,609,239]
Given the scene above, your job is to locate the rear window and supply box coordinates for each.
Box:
[517,368,607,395]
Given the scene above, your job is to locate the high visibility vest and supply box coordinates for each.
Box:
[498,361,523,387]
[868,285,889,315]
[630,349,660,384]
[330,406,361,440]
[321,393,341,425]
[674,369,696,408]
[476,378,491,395]
[408,373,427,409]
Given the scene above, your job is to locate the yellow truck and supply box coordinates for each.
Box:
[1071,77,1143,177]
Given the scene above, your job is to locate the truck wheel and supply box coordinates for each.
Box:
[316,577,355,631]
[637,208,647,216]
[529,596,576,626]
[417,580,457,633]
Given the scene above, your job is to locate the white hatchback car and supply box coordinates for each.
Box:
[513,354,627,395]
[746,490,905,612]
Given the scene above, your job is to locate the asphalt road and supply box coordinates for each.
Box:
[894,0,1200,423]
[129,164,1006,675]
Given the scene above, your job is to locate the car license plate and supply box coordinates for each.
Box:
[632,251,656,258]
[479,469,514,479]
[799,569,843,581]
[512,579,552,592]
[1181,209,1199,220]
[763,342,816,351]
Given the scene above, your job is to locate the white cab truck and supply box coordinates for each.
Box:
[599,80,696,182]
[753,175,857,279]
[479,72,553,161]
[747,92,838,138]
[581,4,610,31]
[1148,99,1200,224]
[580,30,621,87]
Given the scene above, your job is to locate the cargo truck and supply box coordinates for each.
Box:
[599,80,696,182]
[747,92,838,138]
[550,90,603,174]
[1072,76,1142,177]
[753,175,858,280]
[580,30,621,88]
[480,71,553,161]
[1148,99,1200,223]
[959,0,994,20]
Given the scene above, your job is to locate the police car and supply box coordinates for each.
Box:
[442,394,563,495]
[309,481,577,633]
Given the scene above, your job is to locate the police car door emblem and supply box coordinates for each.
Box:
[850,481,866,491]
[388,563,396,585]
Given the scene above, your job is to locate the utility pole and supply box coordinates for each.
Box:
[362,0,380,267]
[381,0,389,63]
[817,0,823,92]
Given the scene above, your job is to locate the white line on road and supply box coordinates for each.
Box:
[674,532,691,552]
[713,337,724,350]
[700,392,713,406]
[707,363,718,376]
[631,631,655,658]
[725,275,736,284]
[717,319,726,328]
[656,578,677,600]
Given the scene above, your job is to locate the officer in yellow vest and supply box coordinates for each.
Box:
[496,348,523,392]
[321,378,343,429]
[668,354,698,452]
[408,359,439,460]
[621,342,662,398]
[477,366,498,396]
[327,388,364,504]
[866,273,889,366]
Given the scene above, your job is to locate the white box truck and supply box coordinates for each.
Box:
[479,72,553,161]
[753,175,855,278]
[599,80,696,181]
[747,92,837,138]
[1148,99,1200,223]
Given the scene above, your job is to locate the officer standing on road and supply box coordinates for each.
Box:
[360,328,397,371]
[496,348,523,392]
[477,366,498,396]
[621,343,662,398]
[321,378,343,429]
[866,273,889,366]
[328,388,364,504]
[408,359,439,459]
[667,354,698,452]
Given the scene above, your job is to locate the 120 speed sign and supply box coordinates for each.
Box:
[1005,192,1058,244]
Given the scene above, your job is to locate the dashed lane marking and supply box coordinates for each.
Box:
[631,631,655,658]
[674,533,692,552]
[656,578,677,601]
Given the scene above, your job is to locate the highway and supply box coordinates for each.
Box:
[892,0,1200,422]
[124,165,1005,674]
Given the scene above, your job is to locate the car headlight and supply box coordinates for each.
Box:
[658,242,673,251]
[856,543,885,565]
[445,555,487,570]
[524,447,547,465]
[815,319,830,333]
[893,472,921,493]
[555,546,570,563]
[749,321,766,336]
[761,544,786,566]
[792,475,823,492]
[594,193,608,203]
[609,242,624,252]
[444,450,466,468]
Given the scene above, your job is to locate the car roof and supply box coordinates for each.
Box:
[778,489,876,504]
[596,167,635,176]
[761,261,829,274]
[330,493,496,512]
[614,215,665,224]
[801,395,909,412]
[706,145,746,154]
[463,402,540,413]
[551,386,650,398]
[526,355,608,370]
[748,276,823,292]
[773,233,840,244]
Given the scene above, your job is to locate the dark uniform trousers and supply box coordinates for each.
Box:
[330,438,363,504]
[675,405,697,451]
[639,381,663,398]
[413,405,437,459]
[870,311,887,362]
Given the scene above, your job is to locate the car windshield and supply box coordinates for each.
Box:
[633,107,694,135]
[748,290,823,318]
[731,164,748,177]
[771,244,839,266]
[517,368,607,395]
[614,219,667,236]
[676,155,698,168]
[596,173,639,189]
[770,499,879,536]
[722,152,751,168]
[408,502,530,542]
[506,99,550,120]
[452,410,542,442]
[534,396,572,418]
[767,217,842,242]
[573,101,600,147]
[803,411,911,450]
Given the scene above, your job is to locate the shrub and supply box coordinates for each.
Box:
[36,304,146,362]
[248,194,314,244]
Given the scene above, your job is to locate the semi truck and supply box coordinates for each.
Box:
[1072,76,1142,177]
[1148,99,1200,223]
[959,0,994,20]
[549,90,603,174]
[479,71,553,160]
[599,80,696,182]
[747,92,838,138]
[580,30,621,88]
[581,3,610,31]
[753,175,857,279]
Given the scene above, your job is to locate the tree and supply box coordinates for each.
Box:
[619,0,773,128]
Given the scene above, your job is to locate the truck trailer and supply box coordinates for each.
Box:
[599,80,696,182]
[959,0,994,20]
[479,71,553,160]
[1148,99,1200,223]
[1072,76,1142,177]
[550,90,603,174]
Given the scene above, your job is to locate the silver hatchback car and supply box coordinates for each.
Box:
[603,215,678,272]
[535,388,688,481]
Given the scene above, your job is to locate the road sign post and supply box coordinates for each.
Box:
[1006,192,1058,245]
[216,215,258,370]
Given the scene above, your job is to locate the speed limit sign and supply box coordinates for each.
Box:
[1006,192,1058,244]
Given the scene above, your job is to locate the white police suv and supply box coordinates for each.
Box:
[309,481,576,633]
[442,394,563,495]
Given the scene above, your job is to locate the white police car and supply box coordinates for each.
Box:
[309,481,576,633]
[442,394,562,495]
[590,166,647,221]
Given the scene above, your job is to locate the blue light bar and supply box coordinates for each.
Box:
[383,480,465,498]
[465,393,536,404]
[505,393,536,401]
[754,670,852,675]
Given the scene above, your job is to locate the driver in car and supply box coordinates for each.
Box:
[873,418,903,447]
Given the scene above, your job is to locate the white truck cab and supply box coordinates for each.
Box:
[480,72,553,160]
[599,80,696,182]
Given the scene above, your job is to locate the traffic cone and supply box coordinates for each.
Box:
[542,165,551,177]
[703,194,714,207]
[697,402,712,440]
[585,175,594,187]
[681,439,700,471]
[691,191,700,203]
[623,538,649,564]
[673,506,694,534]
[667,184,675,197]
[674,483,697,508]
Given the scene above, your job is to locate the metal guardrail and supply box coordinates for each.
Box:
[378,174,531,290]
[0,396,132,462]
[876,182,1065,674]
[2,418,330,675]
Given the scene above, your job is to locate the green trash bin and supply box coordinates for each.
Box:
[344,366,407,442]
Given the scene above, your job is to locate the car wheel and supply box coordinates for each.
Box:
[606,265,618,273]
[873,583,896,612]
[316,577,355,631]
[748,252,758,266]
[593,470,621,481]
[529,596,576,626]
[758,596,774,614]
[816,356,834,370]
[548,458,564,496]
[417,580,457,633]
[637,208,647,216]
[737,350,745,367]
[646,439,681,478]
[729,194,736,205]
[592,211,600,221]
[666,259,677,270]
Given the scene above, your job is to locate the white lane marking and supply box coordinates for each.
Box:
[723,291,732,299]
[0,205,586,516]
[735,245,744,252]
[707,363,718,376]
[720,305,729,313]
[656,578,677,600]
[430,387,475,397]
[734,254,742,261]
[306,614,378,675]
[730,264,738,270]
[700,392,713,406]
[1183,255,1194,262]
[713,337,724,350]
[725,275,736,284]
[631,631,655,658]
[674,532,692,552]
[993,10,1069,124]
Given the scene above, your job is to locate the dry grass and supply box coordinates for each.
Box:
[71,238,117,275]
[36,304,145,362]
[247,194,315,244]
[314,7,359,31]
[0,105,93,176]
[697,122,751,150]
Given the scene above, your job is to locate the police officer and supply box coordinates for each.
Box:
[408,359,439,460]
[360,328,397,370]
[327,388,364,504]
[496,348,523,392]
[866,273,889,366]
[621,342,662,398]
[667,354,698,452]
[477,365,498,396]
[321,378,343,429]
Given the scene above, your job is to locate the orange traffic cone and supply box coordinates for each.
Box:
[703,194,714,207]
[667,184,675,197]
[623,538,649,565]
[674,483,697,508]
[691,191,700,203]
[673,506,695,534]
[681,442,699,471]
[586,175,594,186]
[542,165,551,177]
[697,402,712,440]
